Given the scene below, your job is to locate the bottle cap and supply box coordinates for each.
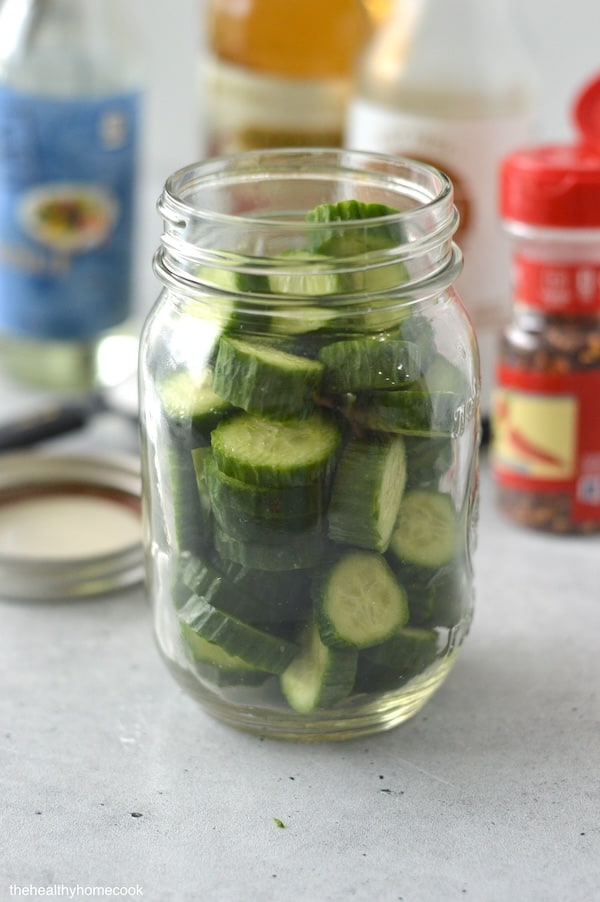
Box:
[500,144,600,228]
[0,452,144,600]
[500,73,600,229]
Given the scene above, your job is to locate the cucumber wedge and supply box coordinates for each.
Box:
[210,411,341,487]
[390,488,457,568]
[328,435,407,553]
[280,623,357,713]
[319,338,422,393]
[213,336,324,418]
[313,550,409,649]
[178,594,298,674]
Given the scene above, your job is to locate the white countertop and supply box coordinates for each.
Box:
[1,400,599,902]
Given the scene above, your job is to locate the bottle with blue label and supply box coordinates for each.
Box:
[0,0,141,389]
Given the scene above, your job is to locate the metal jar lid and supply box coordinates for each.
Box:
[0,451,144,600]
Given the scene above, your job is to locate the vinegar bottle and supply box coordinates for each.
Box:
[345,0,537,428]
[0,0,141,391]
[201,0,372,157]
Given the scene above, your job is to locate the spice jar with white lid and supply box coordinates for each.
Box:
[491,78,600,534]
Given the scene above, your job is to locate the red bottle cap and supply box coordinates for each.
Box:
[500,72,600,229]
[500,144,600,228]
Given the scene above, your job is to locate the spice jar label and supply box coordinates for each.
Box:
[492,366,600,525]
[514,256,600,314]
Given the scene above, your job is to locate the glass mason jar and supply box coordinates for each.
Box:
[140,148,480,741]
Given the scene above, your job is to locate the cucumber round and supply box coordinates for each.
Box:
[313,550,409,649]
[210,411,341,487]
[351,389,460,437]
[212,335,323,417]
[180,622,271,687]
[327,435,407,553]
[355,626,439,693]
[319,338,422,393]
[280,623,357,713]
[214,524,323,572]
[203,453,326,521]
[390,489,457,568]
[160,369,235,443]
[178,594,298,674]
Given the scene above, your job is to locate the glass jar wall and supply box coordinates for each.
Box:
[139,149,480,740]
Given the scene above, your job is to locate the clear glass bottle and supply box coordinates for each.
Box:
[345,0,537,427]
[200,0,371,157]
[139,148,480,741]
[492,143,600,535]
[0,0,141,390]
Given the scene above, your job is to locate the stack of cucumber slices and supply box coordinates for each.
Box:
[156,200,474,714]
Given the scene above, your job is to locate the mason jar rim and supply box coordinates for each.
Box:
[160,147,455,229]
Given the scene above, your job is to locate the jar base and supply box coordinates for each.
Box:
[160,649,462,742]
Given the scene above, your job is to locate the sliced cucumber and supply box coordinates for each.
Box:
[269,304,339,336]
[424,353,470,398]
[195,259,269,295]
[313,550,409,649]
[280,623,357,713]
[203,453,326,521]
[180,621,271,686]
[212,336,323,418]
[404,435,454,489]
[328,435,407,553]
[160,368,235,445]
[351,388,459,437]
[397,314,438,369]
[405,563,469,629]
[180,553,308,623]
[390,488,457,568]
[355,626,438,692]
[213,500,322,545]
[211,410,341,487]
[319,338,422,393]
[267,250,343,297]
[166,446,210,554]
[178,594,298,674]
[214,523,323,571]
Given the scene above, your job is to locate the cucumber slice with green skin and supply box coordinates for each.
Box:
[328,435,407,553]
[213,500,323,545]
[350,389,460,437]
[313,550,409,649]
[269,305,339,336]
[180,553,309,623]
[212,336,324,418]
[397,314,438,370]
[160,369,235,446]
[389,489,457,569]
[319,338,422,393]
[191,446,213,525]
[178,594,298,674]
[403,563,470,629]
[166,446,210,554]
[203,453,326,520]
[280,623,358,713]
[355,626,438,693]
[195,262,269,295]
[267,250,343,297]
[404,435,454,489]
[424,353,471,399]
[180,621,271,687]
[214,523,323,571]
[211,411,341,487]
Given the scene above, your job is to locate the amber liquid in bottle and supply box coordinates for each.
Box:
[202,0,371,155]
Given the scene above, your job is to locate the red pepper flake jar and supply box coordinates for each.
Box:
[491,141,600,534]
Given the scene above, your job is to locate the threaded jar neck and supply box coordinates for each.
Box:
[154,148,461,306]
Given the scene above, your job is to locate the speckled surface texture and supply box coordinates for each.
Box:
[1,399,598,902]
